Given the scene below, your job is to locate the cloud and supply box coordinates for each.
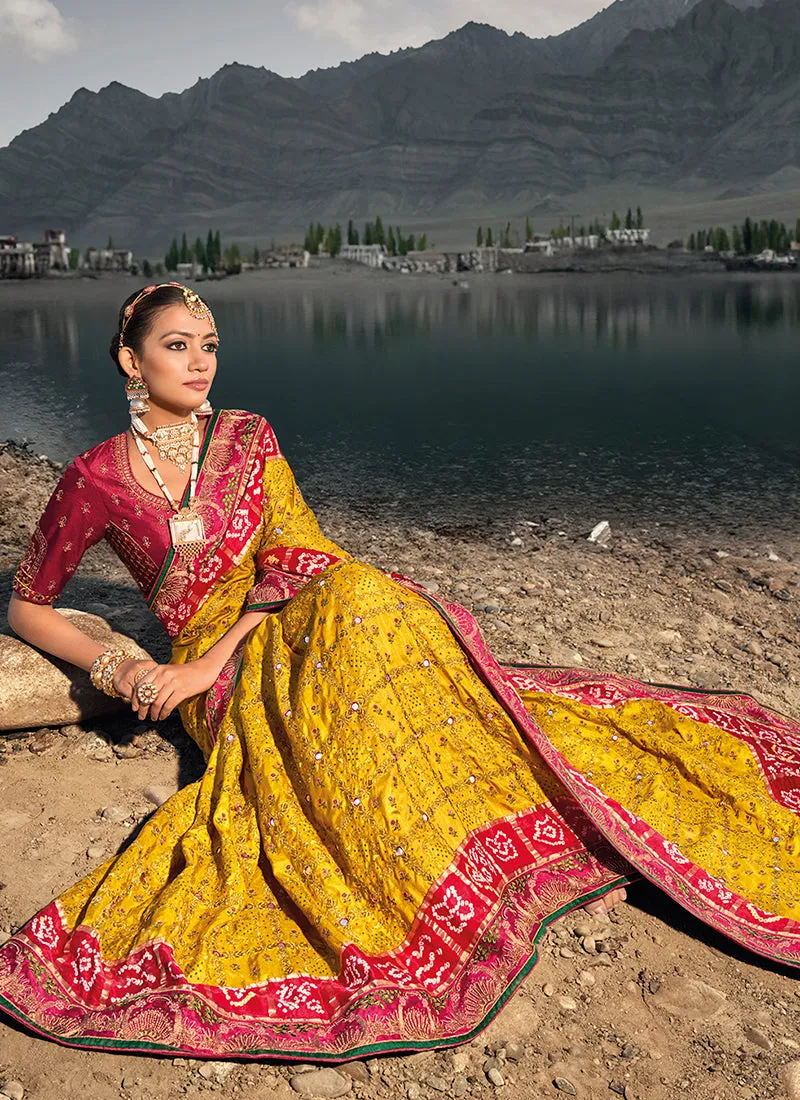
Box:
[287,0,439,55]
[0,0,76,62]
[286,0,610,54]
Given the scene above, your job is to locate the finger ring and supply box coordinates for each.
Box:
[136,681,160,705]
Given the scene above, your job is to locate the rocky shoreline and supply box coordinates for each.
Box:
[1,440,799,1100]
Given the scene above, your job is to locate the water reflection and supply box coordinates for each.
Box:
[1,276,798,534]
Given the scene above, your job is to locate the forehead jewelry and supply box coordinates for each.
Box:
[118,282,218,351]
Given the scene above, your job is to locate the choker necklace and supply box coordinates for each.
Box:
[131,418,206,563]
[131,413,195,470]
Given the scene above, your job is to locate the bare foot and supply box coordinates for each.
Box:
[583,886,627,916]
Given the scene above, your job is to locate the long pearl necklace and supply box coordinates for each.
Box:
[131,417,206,562]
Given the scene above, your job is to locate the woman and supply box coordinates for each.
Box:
[0,282,798,1060]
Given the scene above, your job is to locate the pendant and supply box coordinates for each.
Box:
[169,507,206,561]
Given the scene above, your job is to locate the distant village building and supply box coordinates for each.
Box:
[607,228,650,246]
[0,236,36,278]
[264,247,310,268]
[340,243,387,268]
[35,228,69,274]
[84,247,133,272]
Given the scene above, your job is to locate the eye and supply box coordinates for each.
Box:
[167,340,187,350]
[204,342,219,353]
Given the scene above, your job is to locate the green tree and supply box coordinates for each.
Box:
[417,233,428,251]
[486,227,493,247]
[525,215,533,242]
[165,237,179,271]
[194,236,207,270]
[347,219,356,246]
[387,226,397,256]
[142,258,153,277]
[206,229,216,270]
[742,217,753,254]
[331,224,343,257]
[252,245,260,265]
[732,226,743,254]
[68,247,80,270]
[610,211,620,231]
[374,216,386,247]
[364,221,374,246]
[687,232,697,251]
[304,223,315,254]
[636,206,643,229]
[154,262,164,275]
[107,235,114,250]
[625,207,633,230]
[214,230,222,266]
[180,232,190,264]
[476,226,484,247]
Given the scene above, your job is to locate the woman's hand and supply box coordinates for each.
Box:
[115,658,220,722]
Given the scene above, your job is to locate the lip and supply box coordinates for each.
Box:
[184,380,209,390]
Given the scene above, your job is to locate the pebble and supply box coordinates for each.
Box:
[289,1068,352,1097]
[743,1024,773,1051]
[559,946,576,959]
[86,845,106,861]
[553,1077,577,1095]
[558,996,578,1012]
[406,1085,421,1100]
[487,1067,505,1087]
[581,936,596,954]
[452,1075,469,1097]
[509,537,523,548]
[340,1061,369,1083]
[426,1076,448,1092]
[100,805,130,823]
[451,1051,470,1073]
[0,1084,24,1100]
[504,1042,524,1062]
[782,1061,800,1100]
[543,983,555,996]
[578,970,596,988]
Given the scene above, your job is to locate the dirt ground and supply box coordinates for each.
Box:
[0,439,799,1100]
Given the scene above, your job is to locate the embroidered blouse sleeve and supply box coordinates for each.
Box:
[12,457,110,605]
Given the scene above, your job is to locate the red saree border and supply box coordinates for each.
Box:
[502,665,800,814]
[387,577,800,968]
[0,804,627,1059]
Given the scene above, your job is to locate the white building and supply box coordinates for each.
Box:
[0,236,35,278]
[340,243,387,268]
[607,228,650,246]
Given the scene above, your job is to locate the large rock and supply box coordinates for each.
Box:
[0,608,151,731]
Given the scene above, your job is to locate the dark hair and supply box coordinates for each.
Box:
[109,284,214,376]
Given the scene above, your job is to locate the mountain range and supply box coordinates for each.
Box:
[0,0,796,250]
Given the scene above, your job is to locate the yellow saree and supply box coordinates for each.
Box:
[1,409,798,1058]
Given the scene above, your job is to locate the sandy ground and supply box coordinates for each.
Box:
[0,438,799,1100]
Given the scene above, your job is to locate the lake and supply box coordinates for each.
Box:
[1,270,798,537]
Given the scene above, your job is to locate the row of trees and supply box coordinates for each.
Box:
[687,217,800,256]
[475,206,646,248]
[305,218,428,257]
[164,231,225,273]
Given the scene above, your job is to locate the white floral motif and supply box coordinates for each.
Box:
[485,833,518,862]
[531,817,565,847]
[341,952,371,989]
[661,840,691,866]
[72,938,102,994]
[274,980,323,1013]
[464,847,496,888]
[30,913,60,949]
[430,885,475,933]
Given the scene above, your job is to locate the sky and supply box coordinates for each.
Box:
[0,0,611,147]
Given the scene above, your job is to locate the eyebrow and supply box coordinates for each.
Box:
[160,330,218,340]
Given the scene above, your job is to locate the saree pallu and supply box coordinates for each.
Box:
[1,412,799,1059]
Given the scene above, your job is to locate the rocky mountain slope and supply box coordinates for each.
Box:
[0,0,792,249]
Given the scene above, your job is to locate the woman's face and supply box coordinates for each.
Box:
[122,303,218,417]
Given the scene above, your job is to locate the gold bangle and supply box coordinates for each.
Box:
[90,648,138,698]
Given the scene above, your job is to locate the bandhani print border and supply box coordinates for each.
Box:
[0,804,628,1058]
[389,576,800,968]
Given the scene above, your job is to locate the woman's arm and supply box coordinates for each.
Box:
[129,609,269,722]
[8,592,156,699]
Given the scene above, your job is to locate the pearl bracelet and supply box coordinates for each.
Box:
[89,648,138,699]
